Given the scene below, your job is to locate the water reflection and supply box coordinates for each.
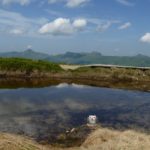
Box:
[0,83,150,142]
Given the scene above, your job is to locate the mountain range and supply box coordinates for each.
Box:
[0,49,150,67]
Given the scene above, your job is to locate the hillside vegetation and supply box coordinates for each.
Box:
[46,52,150,67]
[72,66,150,82]
[0,58,62,74]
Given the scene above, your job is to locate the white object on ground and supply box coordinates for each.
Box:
[87,115,97,125]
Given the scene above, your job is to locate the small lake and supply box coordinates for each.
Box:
[0,80,150,143]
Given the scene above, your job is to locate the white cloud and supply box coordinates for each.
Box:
[73,19,87,29]
[39,18,74,35]
[66,0,89,8]
[1,0,31,5]
[9,28,24,35]
[39,18,87,36]
[27,45,32,49]
[140,33,150,43]
[48,0,89,8]
[86,18,121,33]
[0,9,48,36]
[116,0,134,6]
[87,18,120,32]
[97,21,112,32]
[118,22,131,30]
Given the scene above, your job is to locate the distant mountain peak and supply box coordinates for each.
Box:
[64,51,85,58]
[90,51,102,56]
[0,49,49,60]
[135,54,147,57]
[24,49,35,53]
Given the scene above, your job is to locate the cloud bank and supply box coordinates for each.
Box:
[39,18,87,35]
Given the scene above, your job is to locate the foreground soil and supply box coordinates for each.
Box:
[0,127,150,150]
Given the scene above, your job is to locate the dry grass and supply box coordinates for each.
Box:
[0,127,150,150]
[81,128,150,150]
[0,133,49,150]
[60,65,80,70]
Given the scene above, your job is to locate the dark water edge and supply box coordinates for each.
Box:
[0,77,150,92]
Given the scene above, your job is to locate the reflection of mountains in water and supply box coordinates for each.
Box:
[0,83,150,143]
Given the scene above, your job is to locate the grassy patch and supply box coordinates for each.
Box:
[72,66,150,81]
[0,58,63,73]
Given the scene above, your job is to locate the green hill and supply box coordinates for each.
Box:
[0,49,49,60]
[1,50,150,67]
[46,52,150,67]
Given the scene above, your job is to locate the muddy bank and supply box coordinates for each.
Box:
[0,65,150,91]
[0,77,150,91]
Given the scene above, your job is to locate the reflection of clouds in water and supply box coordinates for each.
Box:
[14,117,38,137]
[0,89,10,93]
[55,83,89,89]
[0,84,150,139]
[0,97,39,115]
[55,83,69,88]
[72,83,88,88]
[64,99,90,111]
[0,88,92,138]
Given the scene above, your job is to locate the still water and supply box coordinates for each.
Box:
[0,82,150,142]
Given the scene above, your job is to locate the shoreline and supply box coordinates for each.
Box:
[0,75,150,91]
[0,125,150,150]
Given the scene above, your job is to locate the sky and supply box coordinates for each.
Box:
[0,0,150,56]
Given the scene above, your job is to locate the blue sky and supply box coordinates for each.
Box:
[0,0,150,56]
